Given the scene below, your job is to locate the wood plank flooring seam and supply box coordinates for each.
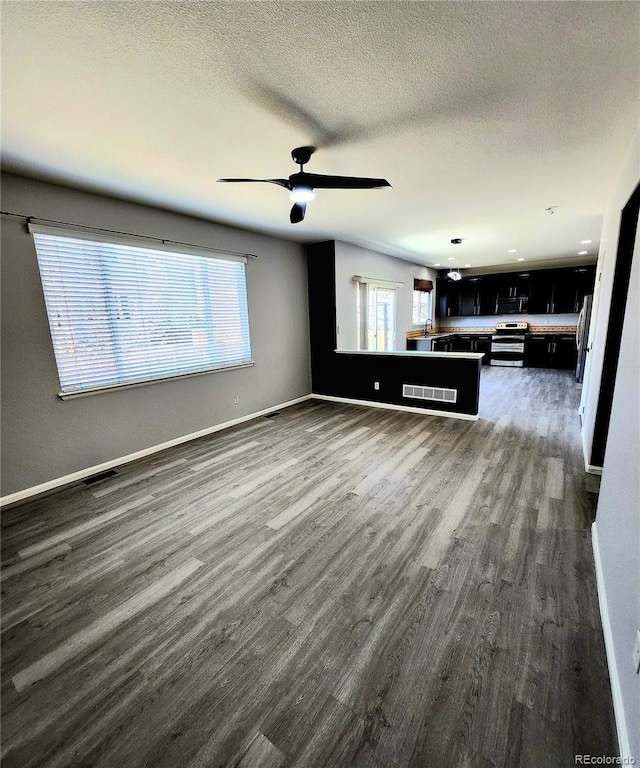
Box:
[11,557,204,692]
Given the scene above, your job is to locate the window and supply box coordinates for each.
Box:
[412,290,431,325]
[357,283,397,351]
[412,277,433,327]
[31,225,252,396]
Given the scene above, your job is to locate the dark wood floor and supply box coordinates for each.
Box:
[1,367,616,767]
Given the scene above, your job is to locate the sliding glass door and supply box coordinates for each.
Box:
[358,284,396,351]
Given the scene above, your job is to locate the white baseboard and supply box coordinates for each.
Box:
[0,395,313,508]
[582,426,603,474]
[311,393,479,421]
[591,522,631,759]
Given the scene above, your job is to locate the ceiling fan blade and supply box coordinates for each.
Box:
[217,178,290,189]
[235,77,342,149]
[293,172,391,190]
[290,202,306,224]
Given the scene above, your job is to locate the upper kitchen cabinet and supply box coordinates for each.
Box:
[458,275,499,316]
[436,265,594,318]
[528,265,595,314]
[497,272,531,298]
[496,272,530,313]
[437,278,461,318]
[528,270,554,313]
[550,268,579,313]
[478,275,498,315]
[458,276,484,316]
[574,265,596,311]
[437,275,494,317]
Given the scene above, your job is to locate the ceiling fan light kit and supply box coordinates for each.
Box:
[290,186,315,203]
[218,146,391,223]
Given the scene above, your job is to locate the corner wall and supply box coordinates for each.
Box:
[587,132,640,760]
[592,230,639,760]
[1,173,311,497]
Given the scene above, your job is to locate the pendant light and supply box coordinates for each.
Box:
[447,238,463,280]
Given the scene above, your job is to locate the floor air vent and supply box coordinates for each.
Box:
[403,384,457,404]
[82,469,118,485]
[263,412,280,419]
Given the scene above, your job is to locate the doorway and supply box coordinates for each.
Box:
[590,182,639,467]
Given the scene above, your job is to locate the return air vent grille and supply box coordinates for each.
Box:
[402,384,457,404]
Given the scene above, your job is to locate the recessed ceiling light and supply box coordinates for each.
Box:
[464,264,471,267]
[448,257,455,261]
[433,263,441,267]
[517,257,525,262]
[578,250,588,255]
[508,249,517,253]
[581,240,592,244]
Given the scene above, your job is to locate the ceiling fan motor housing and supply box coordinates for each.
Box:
[291,146,315,166]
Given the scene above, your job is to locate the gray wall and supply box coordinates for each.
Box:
[1,173,311,496]
[334,241,437,351]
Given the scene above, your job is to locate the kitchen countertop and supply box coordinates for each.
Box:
[336,349,485,360]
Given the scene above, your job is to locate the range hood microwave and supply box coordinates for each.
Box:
[496,297,528,314]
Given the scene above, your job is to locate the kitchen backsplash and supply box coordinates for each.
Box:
[437,312,579,329]
[407,313,578,339]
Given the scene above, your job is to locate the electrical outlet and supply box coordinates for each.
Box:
[233,395,239,404]
[374,381,380,390]
[633,630,640,674]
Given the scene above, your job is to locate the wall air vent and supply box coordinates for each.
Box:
[402,384,457,404]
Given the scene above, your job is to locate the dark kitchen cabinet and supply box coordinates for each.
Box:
[478,276,498,316]
[550,269,578,314]
[437,265,594,318]
[433,336,454,352]
[525,335,553,368]
[525,333,577,369]
[451,334,491,364]
[528,271,554,314]
[517,266,594,314]
[496,272,530,314]
[553,334,578,369]
[451,334,473,351]
[475,335,492,364]
[436,279,461,318]
[574,266,596,312]
[497,272,531,299]
[458,277,484,316]
[440,276,491,317]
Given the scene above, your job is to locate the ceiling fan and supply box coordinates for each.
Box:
[217,146,391,223]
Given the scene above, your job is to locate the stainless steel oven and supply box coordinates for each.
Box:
[490,322,528,367]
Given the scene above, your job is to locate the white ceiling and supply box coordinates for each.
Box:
[2,2,638,269]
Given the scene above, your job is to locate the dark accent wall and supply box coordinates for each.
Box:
[307,242,482,417]
[306,241,338,395]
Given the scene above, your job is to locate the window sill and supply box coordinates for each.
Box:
[57,361,255,400]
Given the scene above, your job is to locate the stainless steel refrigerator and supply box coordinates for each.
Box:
[576,294,593,382]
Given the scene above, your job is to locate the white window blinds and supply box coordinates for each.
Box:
[31,227,252,396]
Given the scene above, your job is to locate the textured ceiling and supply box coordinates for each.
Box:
[2,1,638,269]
